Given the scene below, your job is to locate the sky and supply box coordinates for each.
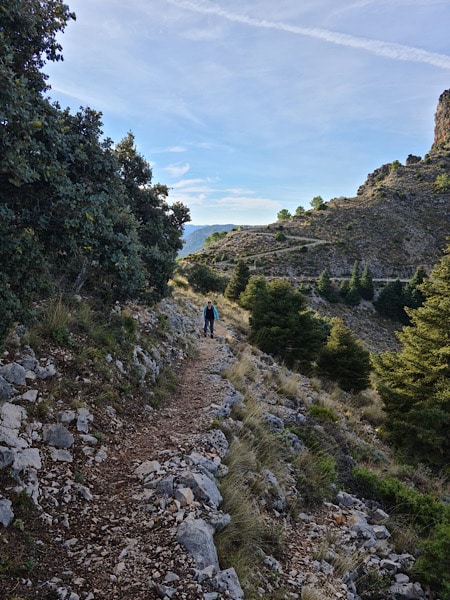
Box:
[45,0,450,226]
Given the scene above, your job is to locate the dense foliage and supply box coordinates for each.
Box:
[224,260,250,301]
[316,318,371,391]
[204,231,228,246]
[245,278,329,371]
[0,0,190,341]
[373,245,450,470]
[185,263,227,295]
[374,267,427,323]
[353,467,450,598]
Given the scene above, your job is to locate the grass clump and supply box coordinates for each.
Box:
[308,404,339,423]
[215,436,284,589]
[215,397,287,594]
[151,366,178,407]
[292,448,337,507]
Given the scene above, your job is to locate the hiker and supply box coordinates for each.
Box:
[202,300,219,338]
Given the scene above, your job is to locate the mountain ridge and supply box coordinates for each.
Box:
[179,223,237,257]
[183,90,450,282]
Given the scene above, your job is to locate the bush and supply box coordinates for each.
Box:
[434,173,450,192]
[275,231,287,242]
[414,521,450,598]
[186,263,227,294]
[353,468,450,599]
[352,468,447,531]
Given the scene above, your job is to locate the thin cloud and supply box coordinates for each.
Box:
[168,146,187,153]
[164,162,191,177]
[165,0,450,70]
[216,196,281,211]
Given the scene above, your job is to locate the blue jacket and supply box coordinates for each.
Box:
[202,304,219,319]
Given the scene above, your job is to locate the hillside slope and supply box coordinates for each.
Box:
[184,91,450,282]
[1,293,447,600]
[179,224,237,257]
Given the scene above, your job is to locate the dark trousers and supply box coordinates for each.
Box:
[204,318,214,335]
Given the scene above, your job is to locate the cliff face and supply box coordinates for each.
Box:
[433,89,450,148]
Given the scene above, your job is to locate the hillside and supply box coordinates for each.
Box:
[179,224,237,258]
[1,292,448,600]
[183,91,450,282]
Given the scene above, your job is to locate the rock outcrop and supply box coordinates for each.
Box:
[433,88,450,148]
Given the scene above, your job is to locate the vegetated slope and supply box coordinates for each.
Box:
[1,293,448,600]
[179,224,237,257]
[183,92,450,282]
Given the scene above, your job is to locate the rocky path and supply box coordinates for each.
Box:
[1,301,437,600]
[1,316,238,600]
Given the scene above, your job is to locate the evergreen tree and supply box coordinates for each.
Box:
[310,196,326,210]
[0,1,191,339]
[373,245,450,469]
[373,279,405,321]
[248,279,329,371]
[316,318,371,392]
[360,265,375,300]
[345,261,361,306]
[339,280,350,300]
[345,285,361,306]
[224,260,250,301]
[186,263,226,295]
[277,209,291,221]
[114,133,190,301]
[349,260,361,291]
[239,276,268,310]
[317,269,338,303]
[403,266,428,312]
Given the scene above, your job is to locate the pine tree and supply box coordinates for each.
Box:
[317,268,338,302]
[248,279,329,371]
[225,260,250,301]
[345,261,361,306]
[345,285,361,306]
[360,265,374,300]
[339,280,350,300]
[239,276,268,310]
[373,245,450,469]
[316,318,371,392]
[374,279,405,321]
[349,260,361,291]
[403,266,428,312]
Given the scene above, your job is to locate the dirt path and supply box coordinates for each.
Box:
[37,324,232,600]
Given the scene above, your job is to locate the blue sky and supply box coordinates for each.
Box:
[45,0,450,225]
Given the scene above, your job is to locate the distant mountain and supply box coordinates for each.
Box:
[179,224,237,257]
[182,224,207,239]
[182,90,450,282]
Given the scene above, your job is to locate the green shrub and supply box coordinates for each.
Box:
[186,263,227,294]
[414,521,450,598]
[274,231,287,242]
[293,449,337,506]
[352,467,447,531]
[434,173,450,192]
[309,405,339,422]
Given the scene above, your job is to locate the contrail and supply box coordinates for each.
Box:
[166,0,450,70]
